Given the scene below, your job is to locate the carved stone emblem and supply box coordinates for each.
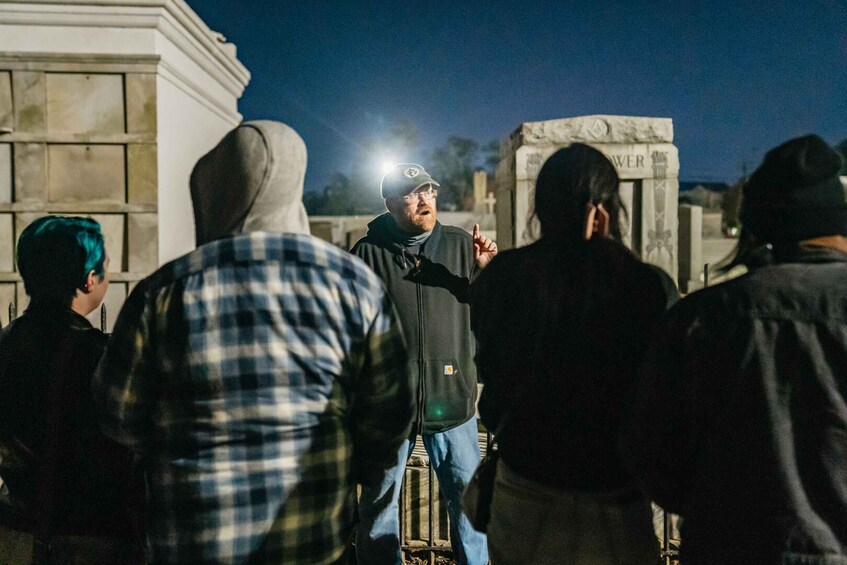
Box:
[588,118,609,139]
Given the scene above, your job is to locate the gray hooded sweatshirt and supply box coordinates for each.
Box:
[190,120,310,242]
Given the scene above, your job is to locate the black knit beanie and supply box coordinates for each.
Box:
[741,134,846,244]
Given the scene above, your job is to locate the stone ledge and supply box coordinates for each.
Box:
[0,132,157,144]
[508,115,674,151]
[0,202,156,213]
[0,51,160,73]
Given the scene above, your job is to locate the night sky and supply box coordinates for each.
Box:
[189,1,847,193]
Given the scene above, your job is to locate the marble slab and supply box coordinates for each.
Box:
[0,144,11,203]
[46,73,125,135]
[125,73,157,135]
[0,72,12,131]
[0,214,12,272]
[12,72,46,133]
[14,143,47,202]
[127,143,157,204]
[47,144,125,203]
[127,213,157,273]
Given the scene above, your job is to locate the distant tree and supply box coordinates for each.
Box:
[429,136,480,211]
[482,139,502,175]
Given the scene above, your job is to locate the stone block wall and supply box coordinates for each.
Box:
[0,57,160,329]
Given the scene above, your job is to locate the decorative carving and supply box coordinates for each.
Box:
[588,118,609,140]
[646,151,673,263]
[512,115,674,151]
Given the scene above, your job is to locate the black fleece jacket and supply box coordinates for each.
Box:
[351,213,478,434]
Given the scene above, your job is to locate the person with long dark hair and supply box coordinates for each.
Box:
[470,143,674,564]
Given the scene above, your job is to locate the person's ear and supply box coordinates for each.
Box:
[583,203,610,240]
[80,270,97,294]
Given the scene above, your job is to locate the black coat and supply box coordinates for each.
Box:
[622,245,847,564]
[470,236,672,492]
[351,214,478,434]
[0,305,142,539]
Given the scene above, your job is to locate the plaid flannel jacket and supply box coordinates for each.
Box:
[93,233,413,564]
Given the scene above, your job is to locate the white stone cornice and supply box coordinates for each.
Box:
[0,0,250,101]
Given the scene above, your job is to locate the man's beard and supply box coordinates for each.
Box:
[399,203,436,233]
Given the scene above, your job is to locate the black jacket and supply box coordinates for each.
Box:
[0,305,142,539]
[351,214,478,434]
[622,245,847,565]
[471,236,673,492]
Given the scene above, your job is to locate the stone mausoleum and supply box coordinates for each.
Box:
[495,115,679,280]
[0,0,249,328]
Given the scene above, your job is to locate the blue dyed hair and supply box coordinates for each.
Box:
[16,215,107,304]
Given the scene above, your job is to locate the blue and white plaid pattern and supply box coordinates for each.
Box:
[93,233,412,564]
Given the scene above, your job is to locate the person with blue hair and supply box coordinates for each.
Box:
[0,215,143,564]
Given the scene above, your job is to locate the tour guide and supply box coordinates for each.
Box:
[351,163,497,564]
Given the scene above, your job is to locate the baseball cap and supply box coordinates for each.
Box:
[380,163,440,199]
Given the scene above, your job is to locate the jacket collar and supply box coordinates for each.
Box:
[753,242,847,269]
[25,302,94,330]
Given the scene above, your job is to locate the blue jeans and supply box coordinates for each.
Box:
[356,418,488,565]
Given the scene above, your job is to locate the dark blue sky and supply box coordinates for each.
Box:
[190,1,847,193]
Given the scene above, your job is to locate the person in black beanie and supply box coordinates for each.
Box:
[622,134,847,565]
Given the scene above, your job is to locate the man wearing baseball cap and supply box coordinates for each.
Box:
[622,135,847,564]
[351,163,496,564]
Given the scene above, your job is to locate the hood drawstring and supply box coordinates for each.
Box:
[393,245,422,275]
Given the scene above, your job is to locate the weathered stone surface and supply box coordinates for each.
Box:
[678,205,703,293]
[309,221,333,244]
[498,116,679,282]
[345,226,367,250]
[0,72,12,131]
[14,212,41,241]
[85,282,125,333]
[514,115,674,147]
[89,213,125,271]
[46,73,125,135]
[513,143,679,181]
[0,144,11,203]
[0,214,12,272]
[125,73,157,135]
[127,144,157,203]
[127,213,157,273]
[641,177,678,279]
[14,143,47,202]
[12,72,46,132]
[47,144,125,202]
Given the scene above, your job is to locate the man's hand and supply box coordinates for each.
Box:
[473,223,498,269]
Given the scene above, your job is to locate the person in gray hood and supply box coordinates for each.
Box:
[93,121,414,564]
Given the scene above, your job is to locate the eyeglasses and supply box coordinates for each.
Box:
[401,187,438,202]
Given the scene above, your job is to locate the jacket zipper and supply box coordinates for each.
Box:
[415,269,425,436]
